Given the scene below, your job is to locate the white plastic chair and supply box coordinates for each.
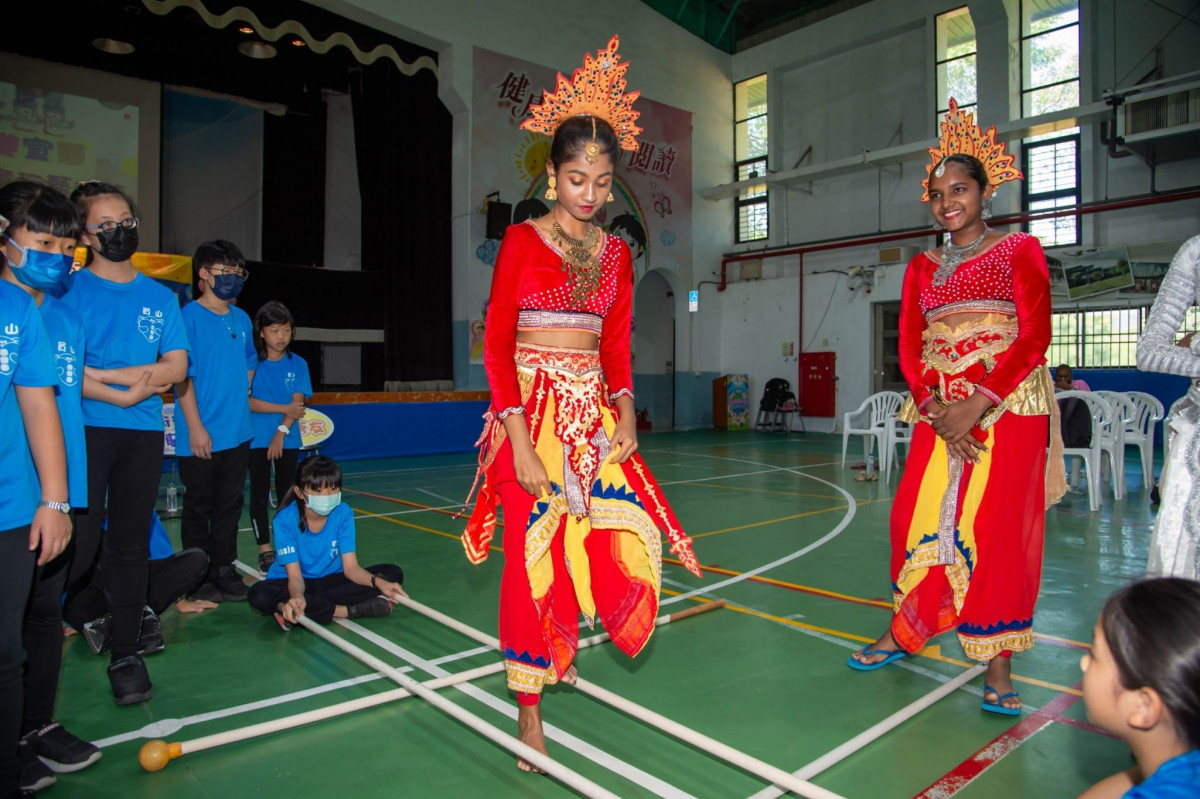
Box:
[882,417,913,482]
[1095,390,1136,500]
[1123,391,1165,491]
[1057,390,1111,512]
[841,391,904,469]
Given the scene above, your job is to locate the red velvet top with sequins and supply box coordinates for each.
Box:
[899,232,1051,410]
[484,220,634,415]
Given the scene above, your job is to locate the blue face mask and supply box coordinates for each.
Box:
[305,490,341,517]
[4,237,72,292]
[210,273,244,301]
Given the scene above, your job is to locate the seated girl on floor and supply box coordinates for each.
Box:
[1078,577,1200,798]
[248,456,406,628]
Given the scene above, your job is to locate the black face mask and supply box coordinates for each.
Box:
[93,226,139,262]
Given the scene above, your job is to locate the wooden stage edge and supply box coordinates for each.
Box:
[310,391,490,405]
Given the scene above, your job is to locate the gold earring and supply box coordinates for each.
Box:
[545,175,557,202]
[607,192,615,203]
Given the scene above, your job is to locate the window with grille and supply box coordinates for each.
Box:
[935,7,977,127]
[1047,305,1200,369]
[1020,0,1080,247]
[735,75,768,243]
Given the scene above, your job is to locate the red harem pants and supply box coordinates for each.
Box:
[492,439,657,696]
[888,412,1047,661]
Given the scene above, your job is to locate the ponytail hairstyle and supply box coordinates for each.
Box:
[1100,577,1200,749]
[277,456,342,531]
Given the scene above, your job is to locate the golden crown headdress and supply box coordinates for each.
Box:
[921,98,1022,201]
[520,35,642,152]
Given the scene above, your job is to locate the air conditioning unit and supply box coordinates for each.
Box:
[877,245,918,265]
[1111,74,1200,162]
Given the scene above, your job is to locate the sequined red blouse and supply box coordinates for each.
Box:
[484,220,634,415]
[899,232,1051,410]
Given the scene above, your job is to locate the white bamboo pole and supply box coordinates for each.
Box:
[137,661,504,771]
[394,596,847,799]
[745,662,988,799]
[292,616,620,798]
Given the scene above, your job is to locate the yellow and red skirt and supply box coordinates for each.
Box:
[463,343,700,694]
[891,315,1063,661]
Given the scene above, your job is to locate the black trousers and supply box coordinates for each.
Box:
[248,564,404,625]
[62,548,210,631]
[21,544,70,735]
[179,442,250,573]
[248,448,299,547]
[67,427,163,660]
[1,527,36,796]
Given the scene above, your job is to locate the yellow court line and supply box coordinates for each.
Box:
[350,504,463,542]
[692,497,891,539]
[660,588,1084,697]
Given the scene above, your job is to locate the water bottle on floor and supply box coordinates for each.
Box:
[866,450,875,477]
[166,482,178,514]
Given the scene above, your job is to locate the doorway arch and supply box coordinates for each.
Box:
[633,268,677,430]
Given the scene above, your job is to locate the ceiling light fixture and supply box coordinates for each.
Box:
[291,39,306,47]
[238,40,277,59]
[92,38,135,55]
[238,25,254,34]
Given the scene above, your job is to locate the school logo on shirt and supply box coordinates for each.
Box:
[0,323,18,376]
[329,539,339,560]
[137,307,165,343]
[55,341,78,386]
[285,371,297,392]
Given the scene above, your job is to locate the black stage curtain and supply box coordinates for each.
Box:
[261,107,327,266]
[351,61,452,387]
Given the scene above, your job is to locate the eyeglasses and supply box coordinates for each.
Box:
[209,265,250,280]
[86,217,139,232]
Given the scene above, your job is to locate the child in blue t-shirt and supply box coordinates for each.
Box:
[1078,578,1200,799]
[0,182,106,783]
[247,301,311,573]
[63,181,189,706]
[0,188,72,797]
[172,240,257,605]
[247,456,405,628]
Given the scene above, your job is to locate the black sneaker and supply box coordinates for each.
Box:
[108,654,154,705]
[345,596,393,620]
[24,722,101,773]
[17,741,55,792]
[138,606,164,656]
[257,550,275,573]
[81,614,111,655]
[187,581,223,603]
[211,565,248,602]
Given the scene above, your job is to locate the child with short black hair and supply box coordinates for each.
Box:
[174,240,257,604]
[0,185,72,795]
[1078,578,1200,798]
[248,456,405,628]
[248,301,311,573]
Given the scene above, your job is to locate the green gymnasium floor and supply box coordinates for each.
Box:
[48,431,1145,798]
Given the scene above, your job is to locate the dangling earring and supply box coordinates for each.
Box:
[981,197,993,220]
[545,175,557,202]
[607,192,615,203]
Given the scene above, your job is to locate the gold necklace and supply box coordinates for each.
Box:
[551,221,602,305]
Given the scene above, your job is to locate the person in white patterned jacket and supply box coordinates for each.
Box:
[1136,234,1200,580]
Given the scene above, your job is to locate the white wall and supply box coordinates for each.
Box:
[715,0,1200,429]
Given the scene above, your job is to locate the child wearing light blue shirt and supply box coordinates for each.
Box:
[173,240,257,605]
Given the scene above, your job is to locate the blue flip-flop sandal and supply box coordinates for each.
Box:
[981,684,1022,716]
[847,646,908,671]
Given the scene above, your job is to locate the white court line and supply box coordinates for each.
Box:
[662,456,857,607]
[335,617,699,799]
[89,638,498,749]
[415,487,463,506]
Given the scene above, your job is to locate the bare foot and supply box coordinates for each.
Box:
[850,628,904,666]
[560,665,578,686]
[516,702,548,773]
[984,657,1022,711]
